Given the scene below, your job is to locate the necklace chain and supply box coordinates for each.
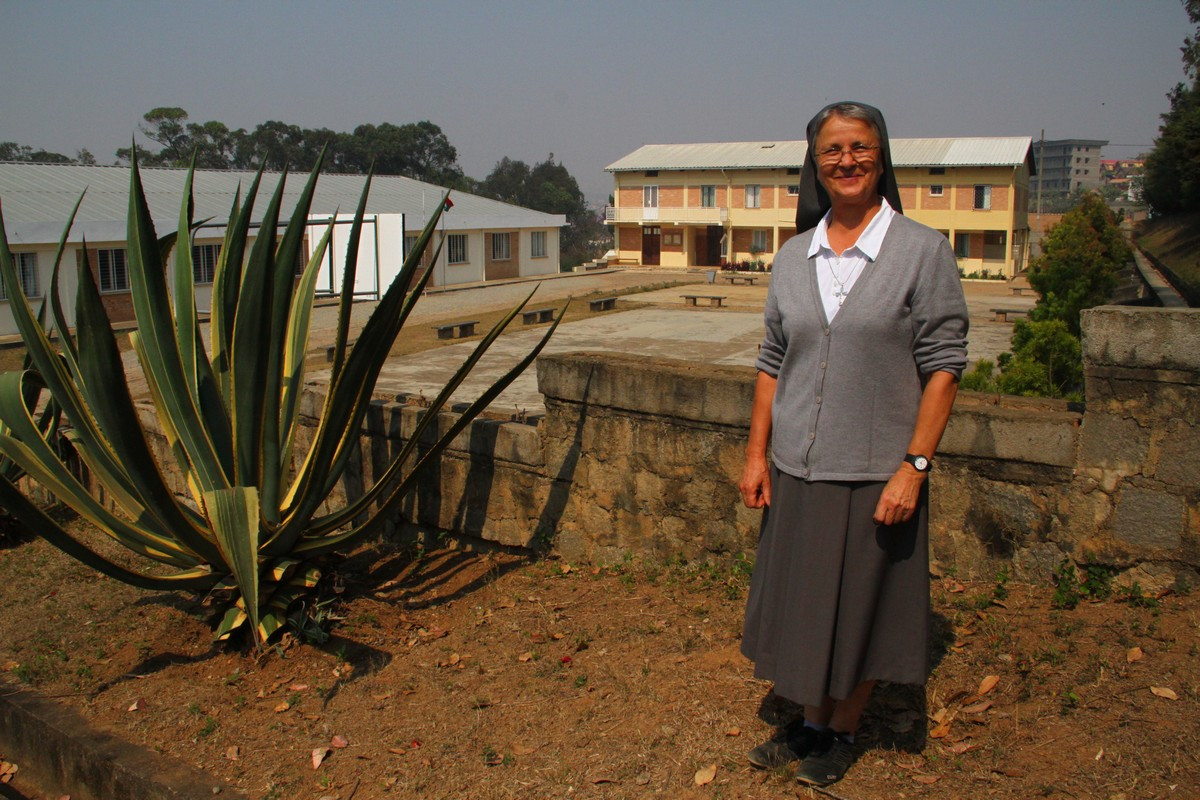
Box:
[829,252,862,307]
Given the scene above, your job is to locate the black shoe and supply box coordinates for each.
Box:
[748,720,832,769]
[795,734,857,786]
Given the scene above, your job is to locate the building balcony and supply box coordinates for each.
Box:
[605,206,728,225]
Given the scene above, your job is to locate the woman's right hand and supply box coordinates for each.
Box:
[739,455,771,508]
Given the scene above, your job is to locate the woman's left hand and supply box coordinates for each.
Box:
[872,464,925,526]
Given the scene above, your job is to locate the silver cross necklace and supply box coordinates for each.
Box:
[829,251,862,307]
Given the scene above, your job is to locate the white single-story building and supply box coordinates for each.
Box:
[0,163,566,336]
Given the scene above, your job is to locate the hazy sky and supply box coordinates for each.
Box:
[1,1,1192,204]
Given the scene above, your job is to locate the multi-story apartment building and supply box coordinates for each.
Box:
[1034,138,1107,194]
[605,137,1036,278]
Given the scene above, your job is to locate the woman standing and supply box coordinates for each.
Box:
[738,102,968,787]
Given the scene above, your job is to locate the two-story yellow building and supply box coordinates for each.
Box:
[605,137,1035,278]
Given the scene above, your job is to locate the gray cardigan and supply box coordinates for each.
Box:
[755,214,968,481]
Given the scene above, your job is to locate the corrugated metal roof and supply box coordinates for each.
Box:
[0,163,565,245]
[606,136,1034,173]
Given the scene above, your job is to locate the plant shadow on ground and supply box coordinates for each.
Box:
[1,522,1198,800]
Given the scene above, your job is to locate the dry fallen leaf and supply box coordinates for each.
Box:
[127,698,146,712]
[312,747,330,770]
[694,763,717,786]
[1127,647,1144,663]
[517,652,533,663]
[591,776,618,784]
[944,741,979,755]
[560,563,573,574]
[387,747,406,756]
[331,735,349,749]
[962,700,992,715]
[929,718,954,739]
[1150,686,1179,700]
[511,743,538,756]
[725,727,741,737]
[977,675,1000,696]
[225,746,240,761]
[274,701,290,713]
[289,683,308,692]
[1094,748,1104,761]
[912,774,941,784]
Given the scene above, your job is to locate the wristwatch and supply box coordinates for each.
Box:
[904,453,932,473]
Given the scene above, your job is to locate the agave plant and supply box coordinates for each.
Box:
[0,153,562,647]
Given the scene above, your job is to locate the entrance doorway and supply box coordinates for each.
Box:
[694,225,723,267]
[641,226,661,266]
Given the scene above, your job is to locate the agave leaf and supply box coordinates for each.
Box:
[204,486,262,645]
[275,193,448,537]
[215,603,247,641]
[74,249,221,563]
[260,155,325,523]
[125,152,230,492]
[46,191,87,366]
[278,221,334,475]
[296,298,567,556]
[230,168,289,488]
[327,166,372,380]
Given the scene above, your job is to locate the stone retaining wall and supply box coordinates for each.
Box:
[139,306,1200,587]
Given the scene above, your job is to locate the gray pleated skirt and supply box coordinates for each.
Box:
[740,466,930,707]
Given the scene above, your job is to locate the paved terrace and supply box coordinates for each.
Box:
[112,269,1031,413]
[308,272,1031,417]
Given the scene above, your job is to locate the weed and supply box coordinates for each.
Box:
[1035,646,1066,666]
[1052,560,1112,609]
[574,674,588,688]
[1119,582,1160,609]
[992,565,1011,601]
[187,702,202,716]
[1059,688,1080,714]
[198,716,218,738]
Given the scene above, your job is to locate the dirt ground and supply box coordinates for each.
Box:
[1,517,1197,800]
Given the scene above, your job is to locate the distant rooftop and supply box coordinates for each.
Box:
[0,162,565,245]
[606,136,1036,174]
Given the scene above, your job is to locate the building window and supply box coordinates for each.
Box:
[929,185,944,197]
[644,170,658,177]
[529,231,546,259]
[973,185,992,210]
[403,235,418,259]
[700,185,716,207]
[983,231,1007,261]
[490,232,511,261]
[787,185,800,196]
[745,184,761,208]
[97,248,129,293]
[663,231,682,246]
[643,185,658,208]
[448,233,469,264]
[191,244,221,285]
[751,230,769,252]
[929,167,946,175]
[954,233,970,259]
[0,252,39,300]
[787,167,801,175]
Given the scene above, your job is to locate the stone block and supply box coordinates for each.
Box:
[1082,307,1200,372]
[1078,413,1149,475]
[1155,420,1200,487]
[1108,487,1185,551]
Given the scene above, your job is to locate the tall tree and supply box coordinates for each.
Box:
[1027,192,1131,336]
[342,121,464,185]
[1143,0,1200,215]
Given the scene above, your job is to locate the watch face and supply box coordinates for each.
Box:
[911,455,929,471]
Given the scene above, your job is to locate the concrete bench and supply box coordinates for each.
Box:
[1011,286,1033,296]
[521,307,556,325]
[990,307,1029,323]
[722,274,758,285]
[681,294,727,308]
[434,320,480,339]
[589,297,617,312]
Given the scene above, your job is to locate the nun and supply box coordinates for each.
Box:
[737,101,969,787]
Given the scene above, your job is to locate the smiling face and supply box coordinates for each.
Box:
[813,115,883,211]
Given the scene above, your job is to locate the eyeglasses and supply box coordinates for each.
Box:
[815,143,880,164]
